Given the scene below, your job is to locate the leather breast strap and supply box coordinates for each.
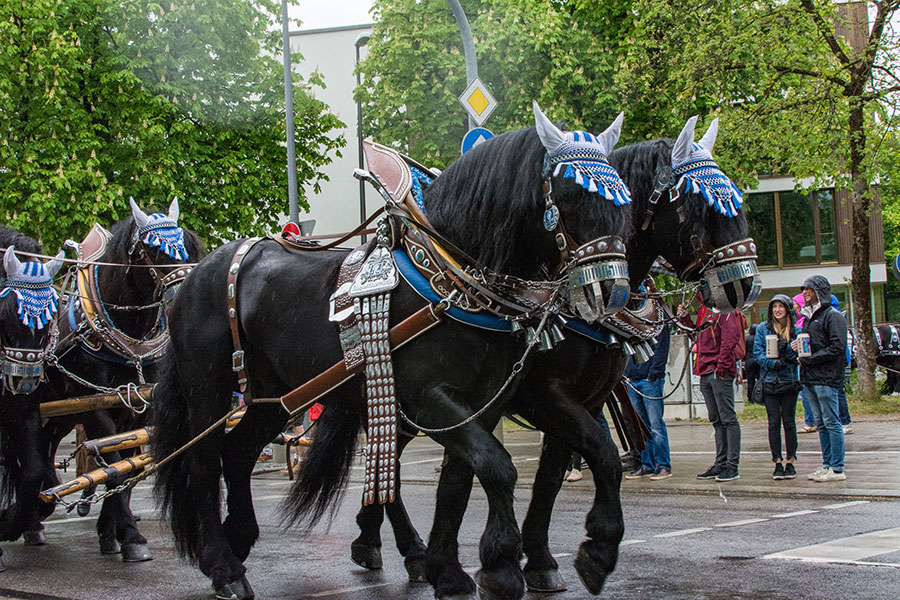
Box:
[226,237,263,396]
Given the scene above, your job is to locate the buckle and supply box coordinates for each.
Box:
[232,350,245,372]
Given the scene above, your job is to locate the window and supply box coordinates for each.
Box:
[745,188,837,268]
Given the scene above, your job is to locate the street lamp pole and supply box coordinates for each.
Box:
[355,33,371,242]
[281,0,299,225]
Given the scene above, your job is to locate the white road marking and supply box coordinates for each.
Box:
[654,527,712,538]
[43,516,100,526]
[772,510,819,518]
[821,500,870,510]
[620,539,646,546]
[714,518,769,528]
[763,527,900,566]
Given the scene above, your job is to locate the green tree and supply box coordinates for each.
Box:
[0,0,344,252]
[357,0,630,167]
[619,0,900,396]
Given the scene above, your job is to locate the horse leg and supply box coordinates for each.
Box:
[221,404,287,563]
[352,432,427,581]
[0,402,45,543]
[428,423,524,600]
[519,437,572,592]
[525,398,623,596]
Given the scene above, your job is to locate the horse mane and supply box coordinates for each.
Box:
[610,139,748,246]
[424,127,630,277]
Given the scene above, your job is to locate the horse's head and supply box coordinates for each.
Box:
[533,103,632,322]
[617,117,760,313]
[128,197,197,303]
[0,246,64,395]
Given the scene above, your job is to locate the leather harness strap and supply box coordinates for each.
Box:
[278,303,446,415]
[226,237,263,396]
[271,208,385,253]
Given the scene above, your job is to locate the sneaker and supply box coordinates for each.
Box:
[843,425,853,435]
[799,425,817,434]
[772,463,785,480]
[783,463,797,479]
[807,466,828,480]
[566,469,583,482]
[697,465,721,480]
[715,469,740,482]
[825,470,846,481]
[625,467,654,480]
[620,455,641,471]
[813,468,846,482]
[650,469,672,481]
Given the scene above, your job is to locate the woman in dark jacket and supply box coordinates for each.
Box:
[752,294,801,480]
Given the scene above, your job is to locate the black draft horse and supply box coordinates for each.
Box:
[152,106,633,600]
[351,116,761,596]
[0,231,64,568]
[38,199,204,561]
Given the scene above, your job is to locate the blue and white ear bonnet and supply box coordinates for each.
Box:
[534,102,631,207]
[671,116,742,218]
[130,197,189,261]
[0,247,64,329]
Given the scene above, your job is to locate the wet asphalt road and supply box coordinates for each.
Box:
[0,426,898,599]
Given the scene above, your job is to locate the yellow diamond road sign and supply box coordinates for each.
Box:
[459,77,497,126]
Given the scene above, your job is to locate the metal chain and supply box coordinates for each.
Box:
[398,285,563,434]
[621,345,692,402]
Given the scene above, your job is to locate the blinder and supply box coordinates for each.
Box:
[695,238,762,313]
[1,345,45,395]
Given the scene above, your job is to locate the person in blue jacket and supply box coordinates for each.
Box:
[753,294,801,480]
[624,325,672,481]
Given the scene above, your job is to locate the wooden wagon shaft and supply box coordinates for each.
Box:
[39,385,155,418]
[77,410,309,460]
[40,452,153,503]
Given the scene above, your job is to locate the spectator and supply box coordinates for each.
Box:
[830,294,853,435]
[793,276,848,482]
[745,324,761,404]
[680,304,745,482]
[623,326,673,481]
[753,295,801,480]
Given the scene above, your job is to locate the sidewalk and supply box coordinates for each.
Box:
[396,418,900,499]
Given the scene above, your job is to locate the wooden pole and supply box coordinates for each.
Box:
[39,385,155,418]
[41,453,153,503]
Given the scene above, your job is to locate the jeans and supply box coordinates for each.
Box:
[800,387,815,428]
[699,373,741,471]
[627,378,671,472]
[804,384,845,472]
[837,369,851,426]
[763,386,798,462]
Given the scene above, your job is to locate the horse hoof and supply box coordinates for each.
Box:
[121,543,153,562]
[23,529,47,546]
[215,574,255,600]
[404,556,427,583]
[475,569,524,600]
[350,541,382,570]
[573,545,609,595]
[99,537,121,554]
[524,568,567,593]
[76,503,91,517]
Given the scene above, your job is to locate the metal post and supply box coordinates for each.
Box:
[281,0,299,225]
[355,33,370,242]
[447,0,478,130]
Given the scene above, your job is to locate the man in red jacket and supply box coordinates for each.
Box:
[679,305,746,482]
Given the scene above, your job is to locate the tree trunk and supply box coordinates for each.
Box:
[848,101,877,397]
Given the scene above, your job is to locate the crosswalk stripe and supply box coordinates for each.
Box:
[772,510,818,518]
[715,518,769,528]
[655,527,712,538]
[821,500,870,510]
[763,527,900,563]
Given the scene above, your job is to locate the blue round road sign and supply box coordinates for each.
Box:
[461,127,495,155]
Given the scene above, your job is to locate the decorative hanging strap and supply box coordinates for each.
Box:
[360,293,397,506]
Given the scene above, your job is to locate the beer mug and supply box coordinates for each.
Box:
[797,333,812,357]
[765,334,779,359]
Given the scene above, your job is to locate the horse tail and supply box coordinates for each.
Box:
[0,432,19,509]
[150,353,200,560]
[281,400,361,530]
